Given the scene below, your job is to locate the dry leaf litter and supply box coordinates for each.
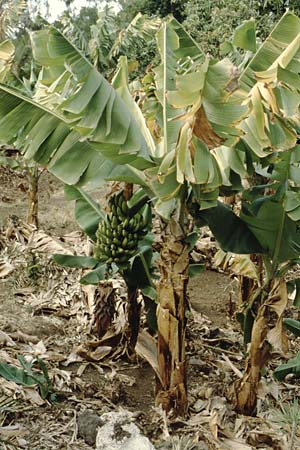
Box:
[0,183,300,448]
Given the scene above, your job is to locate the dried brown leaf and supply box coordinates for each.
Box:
[75,344,112,362]
[209,410,219,440]
[28,231,72,255]
[221,438,252,449]
[0,260,13,278]
[136,330,160,381]
[8,331,39,344]
[22,386,45,406]
[0,425,28,439]
[193,107,224,149]
[0,330,16,347]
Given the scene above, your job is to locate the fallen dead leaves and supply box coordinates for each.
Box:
[0,218,300,449]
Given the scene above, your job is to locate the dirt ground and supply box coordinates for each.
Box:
[1,166,300,450]
[0,167,76,234]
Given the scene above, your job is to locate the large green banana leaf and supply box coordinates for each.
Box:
[241,188,300,266]
[238,141,300,266]
[30,27,153,168]
[153,18,190,159]
[0,31,153,190]
[149,18,248,210]
[239,11,300,158]
[192,201,263,254]
[1,20,248,209]
[4,16,300,222]
[64,185,103,241]
[239,12,300,91]
[111,56,156,158]
[0,84,148,188]
[154,17,247,156]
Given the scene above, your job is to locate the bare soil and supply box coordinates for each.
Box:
[0,167,76,234]
[189,271,234,328]
[0,167,299,449]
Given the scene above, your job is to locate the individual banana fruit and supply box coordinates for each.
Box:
[94,191,148,268]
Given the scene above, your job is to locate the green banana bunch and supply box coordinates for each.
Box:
[94,191,148,268]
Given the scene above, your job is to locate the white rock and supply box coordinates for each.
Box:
[96,410,155,450]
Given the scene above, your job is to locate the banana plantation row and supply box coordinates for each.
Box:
[1,11,300,417]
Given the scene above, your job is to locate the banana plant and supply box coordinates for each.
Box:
[233,11,300,416]
[226,180,300,415]
[150,10,300,416]
[1,15,299,417]
[0,21,250,415]
[53,184,157,354]
[203,11,300,415]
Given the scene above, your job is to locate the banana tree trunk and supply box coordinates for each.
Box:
[26,165,39,227]
[93,280,116,338]
[155,218,189,416]
[126,285,142,355]
[238,256,263,347]
[231,278,288,415]
[122,183,142,355]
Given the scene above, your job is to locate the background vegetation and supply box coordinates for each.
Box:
[4,0,300,80]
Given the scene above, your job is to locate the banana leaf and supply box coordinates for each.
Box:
[241,195,300,265]
[152,18,247,205]
[53,254,98,269]
[80,264,109,285]
[233,19,256,53]
[0,27,155,191]
[239,12,300,91]
[286,278,300,307]
[31,27,153,167]
[193,201,263,254]
[283,318,300,337]
[0,85,145,189]
[239,12,300,158]
[273,353,300,381]
[53,254,109,285]
[64,185,103,241]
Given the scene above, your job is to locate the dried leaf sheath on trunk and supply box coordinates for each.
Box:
[156,218,189,416]
[231,279,288,415]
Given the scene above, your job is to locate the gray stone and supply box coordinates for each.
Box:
[77,410,104,446]
[96,410,155,450]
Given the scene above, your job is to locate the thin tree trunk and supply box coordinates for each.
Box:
[93,281,116,338]
[155,218,189,416]
[238,255,263,347]
[239,275,257,305]
[231,279,288,415]
[122,182,142,355]
[26,165,39,227]
[126,285,142,355]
